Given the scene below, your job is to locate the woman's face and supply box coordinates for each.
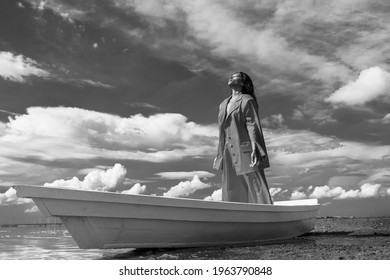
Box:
[227,73,243,88]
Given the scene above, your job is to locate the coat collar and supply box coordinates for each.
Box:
[220,95,242,123]
[224,94,243,119]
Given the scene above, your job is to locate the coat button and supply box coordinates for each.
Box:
[230,145,233,147]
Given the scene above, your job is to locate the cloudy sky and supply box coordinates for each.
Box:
[1,0,390,224]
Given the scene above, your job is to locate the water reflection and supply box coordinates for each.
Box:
[0,225,103,260]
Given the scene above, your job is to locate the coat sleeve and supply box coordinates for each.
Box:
[213,103,224,170]
[243,98,266,157]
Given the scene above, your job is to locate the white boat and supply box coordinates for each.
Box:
[14,185,320,249]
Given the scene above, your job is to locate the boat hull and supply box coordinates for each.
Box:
[14,185,319,249]
[60,216,315,249]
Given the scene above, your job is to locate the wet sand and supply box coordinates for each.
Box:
[102,217,390,260]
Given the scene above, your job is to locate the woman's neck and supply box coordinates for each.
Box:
[231,89,242,96]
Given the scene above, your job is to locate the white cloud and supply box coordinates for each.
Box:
[127,102,161,110]
[291,190,307,200]
[0,107,217,170]
[117,0,181,24]
[336,26,390,70]
[0,52,49,82]
[77,79,113,89]
[38,0,47,11]
[27,0,86,20]
[121,183,146,195]
[44,163,126,191]
[322,202,332,206]
[0,187,32,205]
[0,121,6,136]
[261,114,286,129]
[327,175,363,188]
[5,107,217,150]
[17,2,25,8]
[33,0,390,93]
[0,43,106,90]
[204,188,222,201]
[363,168,390,184]
[163,175,211,197]
[269,187,282,197]
[310,185,356,199]
[296,183,384,200]
[292,109,304,121]
[382,114,390,124]
[267,129,390,170]
[266,129,341,154]
[326,67,390,106]
[59,12,75,24]
[25,205,39,213]
[93,43,98,49]
[155,171,215,180]
[107,0,352,83]
[78,166,110,175]
[358,183,382,198]
[185,1,351,83]
[0,155,80,187]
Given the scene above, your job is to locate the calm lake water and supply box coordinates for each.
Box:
[1,217,389,260]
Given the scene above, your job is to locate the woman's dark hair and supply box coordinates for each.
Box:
[237,71,258,107]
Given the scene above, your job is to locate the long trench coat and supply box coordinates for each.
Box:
[213,94,269,175]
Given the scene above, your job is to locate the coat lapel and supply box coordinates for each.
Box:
[219,94,243,128]
[225,94,242,120]
[219,97,230,126]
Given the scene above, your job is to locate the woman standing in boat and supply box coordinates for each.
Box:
[213,72,272,204]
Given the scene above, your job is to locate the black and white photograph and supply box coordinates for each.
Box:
[0,0,389,271]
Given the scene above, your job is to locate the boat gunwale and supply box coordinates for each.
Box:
[14,185,320,213]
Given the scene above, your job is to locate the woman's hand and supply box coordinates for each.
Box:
[250,150,258,167]
[250,150,267,167]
